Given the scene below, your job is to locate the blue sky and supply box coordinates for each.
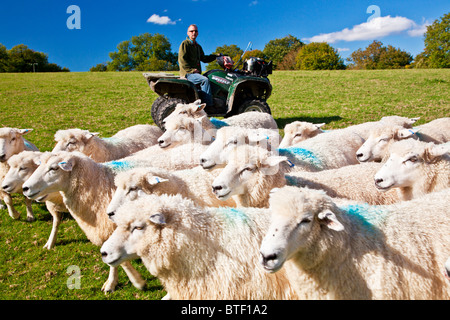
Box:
[1,0,448,71]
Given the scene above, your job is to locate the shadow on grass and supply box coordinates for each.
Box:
[275,115,342,129]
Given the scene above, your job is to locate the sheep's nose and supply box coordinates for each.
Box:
[101,251,108,258]
[260,252,278,265]
[0,154,6,162]
[107,211,115,219]
[374,178,383,185]
[356,152,363,158]
[200,158,206,164]
[158,139,164,145]
[2,184,9,191]
[212,185,222,192]
[22,186,29,193]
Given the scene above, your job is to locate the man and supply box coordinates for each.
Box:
[178,24,218,107]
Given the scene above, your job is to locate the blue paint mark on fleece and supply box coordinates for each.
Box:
[210,117,230,129]
[103,160,136,173]
[277,147,322,168]
[102,137,121,145]
[340,203,387,233]
[216,207,250,226]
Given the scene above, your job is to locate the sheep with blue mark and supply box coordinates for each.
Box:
[260,186,450,299]
[374,139,450,201]
[106,165,237,222]
[100,193,299,300]
[21,151,148,293]
[162,99,278,130]
[53,124,162,162]
[2,151,68,249]
[0,127,39,221]
[356,117,450,163]
[279,121,326,148]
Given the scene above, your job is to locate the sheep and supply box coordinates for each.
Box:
[2,151,68,249]
[344,115,418,140]
[279,121,326,148]
[100,193,298,300]
[277,128,365,172]
[53,124,163,162]
[259,186,450,299]
[286,162,400,205]
[121,141,209,171]
[163,99,278,130]
[199,126,281,169]
[21,151,147,292]
[445,257,450,281]
[211,145,290,207]
[356,118,450,162]
[0,127,39,221]
[374,139,450,201]
[106,165,236,220]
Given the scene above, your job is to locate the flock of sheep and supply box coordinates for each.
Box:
[1,99,449,300]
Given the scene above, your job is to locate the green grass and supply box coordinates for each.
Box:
[0,69,449,300]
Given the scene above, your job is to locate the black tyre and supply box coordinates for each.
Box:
[151,96,168,124]
[237,99,271,115]
[153,97,187,130]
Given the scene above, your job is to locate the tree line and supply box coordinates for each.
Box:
[0,44,69,72]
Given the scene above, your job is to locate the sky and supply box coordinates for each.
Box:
[0,0,448,72]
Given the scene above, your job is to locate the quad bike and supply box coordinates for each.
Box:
[143,54,273,129]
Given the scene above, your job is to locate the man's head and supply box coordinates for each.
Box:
[187,24,198,42]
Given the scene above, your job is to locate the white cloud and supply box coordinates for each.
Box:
[147,14,178,25]
[249,0,258,6]
[407,22,431,37]
[304,16,425,43]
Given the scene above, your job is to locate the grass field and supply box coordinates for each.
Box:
[0,69,449,300]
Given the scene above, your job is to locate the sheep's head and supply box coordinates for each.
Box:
[356,125,418,163]
[2,151,42,194]
[22,151,78,201]
[374,140,449,191]
[162,99,207,126]
[0,128,33,162]
[259,186,343,273]
[53,128,99,155]
[107,168,169,222]
[279,121,325,148]
[211,145,289,205]
[158,115,210,148]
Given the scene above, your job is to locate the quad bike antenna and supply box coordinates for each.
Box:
[233,42,253,70]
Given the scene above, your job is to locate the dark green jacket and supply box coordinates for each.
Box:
[178,38,216,77]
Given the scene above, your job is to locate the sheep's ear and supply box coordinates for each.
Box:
[263,156,289,168]
[146,175,169,186]
[409,117,420,125]
[424,143,450,161]
[84,132,99,140]
[149,213,166,225]
[318,210,344,231]
[18,129,33,135]
[58,160,73,172]
[315,123,326,129]
[396,128,417,139]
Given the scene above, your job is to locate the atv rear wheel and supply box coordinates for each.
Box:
[152,97,187,130]
[151,96,168,124]
[237,99,271,115]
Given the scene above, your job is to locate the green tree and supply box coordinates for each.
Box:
[2,44,68,72]
[277,46,302,70]
[263,35,304,68]
[347,40,412,69]
[0,44,9,72]
[206,44,243,70]
[105,33,178,71]
[296,42,345,70]
[90,62,108,72]
[422,12,450,68]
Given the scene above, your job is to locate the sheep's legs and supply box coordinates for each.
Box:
[102,266,119,292]
[24,196,35,222]
[2,193,20,219]
[121,261,146,290]
[43,207,62,250]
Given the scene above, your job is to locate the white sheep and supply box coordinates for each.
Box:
[163,99,278,130]
[21,151,147,292]
[106,165,236,220]
[199,126,281,169]
[279,121,326,148]
[277,128,365,172]
[374,139,450,201]
[260,186,450,299]
[0,127,39,221]
[100,193,298,300]
[286,162,400,205]
[53,124,162,162]
[2,151,68,249]
[211,145,290,208]
[356,117,450,162]
[346,115,418,140]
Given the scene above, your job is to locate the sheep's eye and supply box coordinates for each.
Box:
[19,167,27,171]
[127,186,138,194]
[378,138,388,143]
[132,225,145,232]
[48,166,59,172]
[179,111,187,114]
[300,217,311,224]
[406,156,418,163]
[294,133,302,138]
[226,139,237,146]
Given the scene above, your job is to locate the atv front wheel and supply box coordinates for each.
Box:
[237,99,271,115]
[152,97,187,130]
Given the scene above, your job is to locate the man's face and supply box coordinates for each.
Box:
[187,26,198,41]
